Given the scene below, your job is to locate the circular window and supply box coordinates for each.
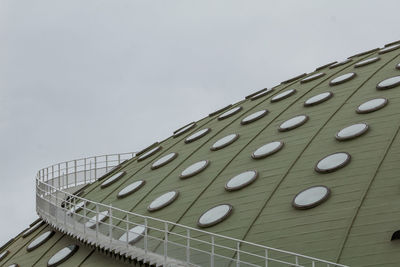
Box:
[27,231,55,252]
[356,98,388,114]
[241,110,268,125]
[354,56,380,68]
[225,170,258,191]
[198,204,233,228]
[151,152,178,170]
[147,191,179,212]
[137,146,162,162]
[336,123,369,141]
[117,180,145,199]
[67,201,85,216]
[100,171,125,188]
[173,122,196,138]
[185,128,211,143]
[315,152,351,173]
[292,186,331,210]
[271,89,296,103]
[218,106,243,120]
[22,221,43,238]
[252,141,284,159]
[85,210,109,229]
[329,59,352,69]
[180,160,209,179]
[379,44,400,54]
[300,72,325,83]
[278,115,308,132]
[250,88,274,101]
[0,250,9,261]
[304,92,333,107]
[211,134,239,151]
[376,76,400,90]
[118,225,146,244]
[329,72,356,86]
[47,245,79,267]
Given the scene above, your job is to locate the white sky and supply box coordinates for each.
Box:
[0,0,399,244]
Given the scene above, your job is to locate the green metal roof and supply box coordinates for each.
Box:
[2,41,400,266]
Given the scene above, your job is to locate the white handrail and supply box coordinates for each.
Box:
[35,153,349,267]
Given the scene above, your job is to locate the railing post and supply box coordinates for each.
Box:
[84,158,87,184]
[295,255,299,267]
[144,218,148,255]
[186,229,190,265]
[109,204,113,243]
[105,155,108,173]
[83,202,87,236]
[95,203,99,241]
[58,163,61,188]
[51,165,54,192]
[236,242,240,267]
[126,214,129,248]
[72,197,76,231]
[65,161,69,189]
[94,157,97,179]
[118,154,121,164]
[265,249,269,267]
[164,222,168,264]
[74,160,77,186]
[211,235,215,267]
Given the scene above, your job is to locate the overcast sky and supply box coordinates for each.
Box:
[0,0,399,244]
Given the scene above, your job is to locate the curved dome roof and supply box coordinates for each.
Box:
[2,41,400,266]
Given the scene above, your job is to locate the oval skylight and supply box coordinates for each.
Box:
[173,122,196,138]
[252,141,284,159]
[180,160,209,179]
[329,72,356,86]
[250,88,274,101]
[304,92,333,107]
[185,128,211,143]
[292,186,331,210]
[278,115,308,132]
[241,110,268,125]
[379,44,400,54]
[100,171,125,188]
[300,72,325,83]
[218,106,242,120]
[47,245,79,267]
[354,56,380,68]
[22,221,43,238]
[397,63,400,70]
[315,152,351,173]
[8,264,18,267]
[197,204,233,228]
[329,59,352,69]
[356,98,388,114]
[137,146,162,162]
[376,76,400,90]
[27,231,55,252]
[67,201,85,216]
[118,225,146,244]
[0,250,9,261]
[211,134,239,151]
[85,210,109,229]
[271,89,296,103]
[117,180,145,199]
[225,170,258,191]
[336,123,369,141]
[147,191,179,212]
[151,152,178,170]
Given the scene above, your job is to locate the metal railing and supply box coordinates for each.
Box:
[35,153,349,267]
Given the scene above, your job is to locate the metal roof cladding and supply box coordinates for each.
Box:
[2,40,400,267]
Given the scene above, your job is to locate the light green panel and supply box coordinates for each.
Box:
[240,51,400,265]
